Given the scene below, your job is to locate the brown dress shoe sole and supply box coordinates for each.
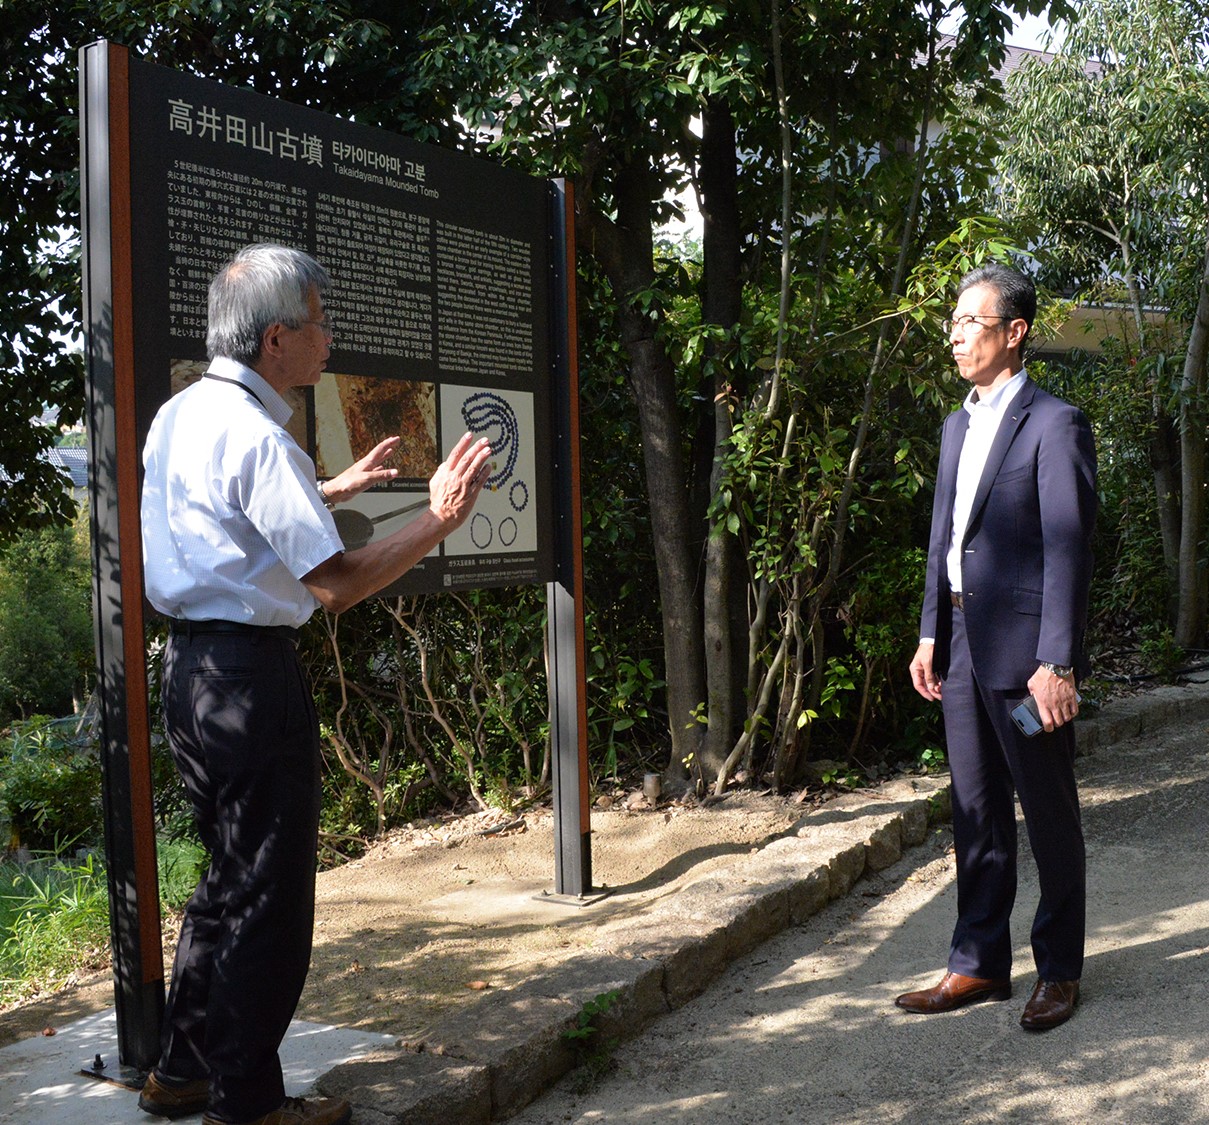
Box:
[137,1071,210,1118]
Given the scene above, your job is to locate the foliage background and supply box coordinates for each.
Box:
[0,0,1206,857]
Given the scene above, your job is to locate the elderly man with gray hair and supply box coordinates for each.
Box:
[138,243,491,1125]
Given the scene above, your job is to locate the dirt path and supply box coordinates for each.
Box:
[505,714,1209,1124]
[0,787,810,1047]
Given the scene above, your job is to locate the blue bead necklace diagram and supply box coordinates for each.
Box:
[461,391,529,550]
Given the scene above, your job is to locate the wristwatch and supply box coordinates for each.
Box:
[317,480,336,510]
[1041,661,1074,678]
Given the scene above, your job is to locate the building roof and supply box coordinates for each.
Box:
[43,446,90,491]
[993,42,1054,84]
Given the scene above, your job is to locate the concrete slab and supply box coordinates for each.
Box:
[0,1010,394,1124]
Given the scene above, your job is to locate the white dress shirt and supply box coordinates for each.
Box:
[141,357,345,628]
[946,369,1027,593]
[919,369,1026,647]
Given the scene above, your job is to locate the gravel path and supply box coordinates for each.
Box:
[509,709,1209,1124]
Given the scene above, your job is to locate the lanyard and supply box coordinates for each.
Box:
[203,372,267,410]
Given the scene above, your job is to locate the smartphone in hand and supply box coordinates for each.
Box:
[1010,694,1044,737]
[1010,692,1081,737]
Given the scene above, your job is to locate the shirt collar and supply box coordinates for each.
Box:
[962,367,1027,417]
[207,356,294,428]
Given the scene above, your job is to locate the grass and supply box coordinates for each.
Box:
[0,849,110,1004]
[0,835,207,1007]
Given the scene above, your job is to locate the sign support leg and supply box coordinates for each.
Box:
[544,178,596,900]
[80,40,165,1072]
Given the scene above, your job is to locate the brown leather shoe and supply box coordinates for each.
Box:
[1020,978,1079,1031]
[137,1069,210,1118]
[202,1096,351,1125]
[895,971,1012,1013]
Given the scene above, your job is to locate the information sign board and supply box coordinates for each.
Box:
[127,57,555,593]
[81,42,589,1072]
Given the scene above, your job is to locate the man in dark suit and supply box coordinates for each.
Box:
[898,263,1097,1031]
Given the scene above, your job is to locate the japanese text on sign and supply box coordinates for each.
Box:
[166,100,429,188]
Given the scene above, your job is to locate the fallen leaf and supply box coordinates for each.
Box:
[466,980,491,990]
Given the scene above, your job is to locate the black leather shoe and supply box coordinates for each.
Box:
[138,1069,210,1118]
[1020,978,1079,1030]
[895,971,1012,1013]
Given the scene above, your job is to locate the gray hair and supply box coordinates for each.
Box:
[958,263,1036,355]
[206,243,330,366]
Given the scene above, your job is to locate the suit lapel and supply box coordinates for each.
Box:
[937,408,970,529]
[965,378,1036,539]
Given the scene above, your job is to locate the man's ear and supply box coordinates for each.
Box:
[1007,317,1029,353]
[260,322,287,358]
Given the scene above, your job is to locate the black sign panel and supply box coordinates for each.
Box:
[127,58,554,593]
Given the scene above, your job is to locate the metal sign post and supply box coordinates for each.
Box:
[80,41,165,1073]
[544,179,597,903]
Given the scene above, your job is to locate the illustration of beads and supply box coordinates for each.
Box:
[509,480,529,512]
[461,392,519,489]
[499,518,517,547]
[470,512,493,550]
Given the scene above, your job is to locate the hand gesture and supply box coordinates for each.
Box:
[320,437,401,506]
[428,432,493,528]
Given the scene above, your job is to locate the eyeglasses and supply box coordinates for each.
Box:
[943,314,1012,335]
[292,315,334,339]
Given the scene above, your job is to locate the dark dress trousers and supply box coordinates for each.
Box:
[920,377,1097,982]
[158,627,322,1121]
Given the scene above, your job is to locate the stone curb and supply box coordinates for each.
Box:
[317,679,1209,1124]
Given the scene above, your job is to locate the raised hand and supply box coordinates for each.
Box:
[428,432,493,527]
[321,436,402,506]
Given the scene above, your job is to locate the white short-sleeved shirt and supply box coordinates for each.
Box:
[140,357,345,628]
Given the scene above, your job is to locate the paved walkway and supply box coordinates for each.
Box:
[509,681,1209,1124]
[2,681,1207,1124]
[0,1016,393,1124]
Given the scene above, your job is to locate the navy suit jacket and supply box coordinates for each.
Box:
[920,376,1098,691]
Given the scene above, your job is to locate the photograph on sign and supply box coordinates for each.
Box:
[314,373,437,484]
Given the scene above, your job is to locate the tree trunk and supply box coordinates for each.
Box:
[1151,409,1183,616]
[576,158,706,773]
[711,0,798,795]
[1175,234,1209,648]
[698,97,747,775]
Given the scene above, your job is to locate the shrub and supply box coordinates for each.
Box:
[0,515,94,726]
[0,716,102,852]
[0,837,211,1005]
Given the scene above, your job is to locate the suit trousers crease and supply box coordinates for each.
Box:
[941,609,1085,983]
[159,630,323,1122]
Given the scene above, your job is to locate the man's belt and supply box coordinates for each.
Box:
[168,619,300,643]
[950,592,964,611]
